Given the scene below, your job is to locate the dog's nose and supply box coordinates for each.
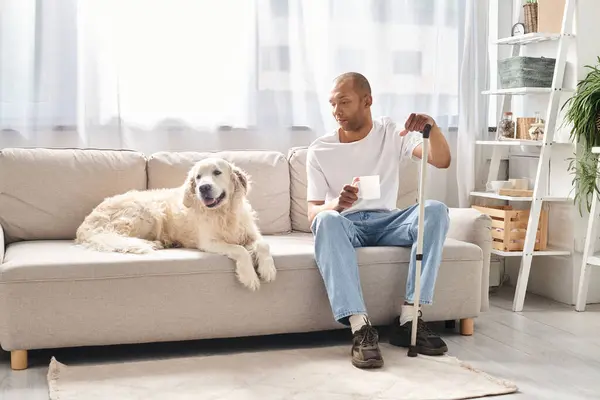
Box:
[198,184,212,194]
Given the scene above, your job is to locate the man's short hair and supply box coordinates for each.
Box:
[333,72,371,96]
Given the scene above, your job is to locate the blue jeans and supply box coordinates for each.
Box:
[310,200,450,326]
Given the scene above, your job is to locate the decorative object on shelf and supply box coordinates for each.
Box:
[528,111,545,140]
[498,56,556,88]
[561,56,600,214]
[509,178,529,190]
[486,180,513,193]
[523,0,538,33]
[538,0,566,33]
[517,117,536,139]
[497,111,516,140]
[528,123,545,140]
[472,205,548,252]
[511,22,526,36]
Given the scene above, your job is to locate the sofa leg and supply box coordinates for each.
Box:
[11,350,28,370]
[460,318,474,336]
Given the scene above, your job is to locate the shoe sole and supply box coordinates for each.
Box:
[352,358,384,369]
[389,339,448,356]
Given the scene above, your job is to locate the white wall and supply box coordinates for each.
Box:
[570,0,600,305]
[491,0,600,305]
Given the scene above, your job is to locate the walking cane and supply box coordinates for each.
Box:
[407,123,431,358]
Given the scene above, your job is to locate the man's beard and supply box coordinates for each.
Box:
[341,118,361,131]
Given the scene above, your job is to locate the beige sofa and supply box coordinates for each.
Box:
[0,147,492,370]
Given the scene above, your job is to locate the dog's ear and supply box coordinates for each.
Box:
[182,167,197,208]
[232,165,250,194]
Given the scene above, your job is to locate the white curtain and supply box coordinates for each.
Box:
[456,0,490,207]
[1,0,469,205]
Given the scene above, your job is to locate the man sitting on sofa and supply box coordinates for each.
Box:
[306,72,452,369]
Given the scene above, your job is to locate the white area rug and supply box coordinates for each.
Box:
[47,344,517,400]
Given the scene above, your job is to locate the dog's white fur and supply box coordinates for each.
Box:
[75,157,276,291]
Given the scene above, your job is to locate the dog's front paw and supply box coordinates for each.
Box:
[122,243,155,254]
[257,256,277,283]
[236,257,261,291]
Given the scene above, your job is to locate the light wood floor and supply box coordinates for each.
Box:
[1,287,599,399]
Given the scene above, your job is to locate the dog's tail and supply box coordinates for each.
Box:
[76,231,157,254]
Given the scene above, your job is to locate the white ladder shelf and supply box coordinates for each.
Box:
[475,0,576,312]
[575,147,600,311]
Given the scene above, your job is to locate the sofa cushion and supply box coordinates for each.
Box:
[147,151,291,235]
[1,235,481,282]
[0,148,147,244]
[288,147,419,233]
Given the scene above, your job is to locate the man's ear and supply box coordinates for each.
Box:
[364,94,372,108]
[232,165,250,194]
[182,168,197,208]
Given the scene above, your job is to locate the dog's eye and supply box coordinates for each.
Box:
[196,174,201,180]
[213,170,222,176]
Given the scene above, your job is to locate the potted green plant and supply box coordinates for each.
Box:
[561,56,600,214]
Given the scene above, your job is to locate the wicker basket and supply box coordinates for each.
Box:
[498,56,556,89]
[523,3,538,33]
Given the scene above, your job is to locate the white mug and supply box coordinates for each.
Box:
[509,178,529,190]
[357,175,381,200]
[486,180,512,193]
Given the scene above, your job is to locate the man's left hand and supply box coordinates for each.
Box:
[399,113,435,136]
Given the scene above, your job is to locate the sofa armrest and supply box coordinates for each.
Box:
[447,207,492,312]
[0,223,4,264]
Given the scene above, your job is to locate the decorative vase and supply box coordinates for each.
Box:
[528,122,545,141]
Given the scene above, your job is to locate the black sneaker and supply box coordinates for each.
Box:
[389,312,448,356]
[351,324,384,369]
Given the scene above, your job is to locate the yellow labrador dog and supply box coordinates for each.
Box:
[75,157,276,291]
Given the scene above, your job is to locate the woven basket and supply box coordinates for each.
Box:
[524,3,538,33]
[498,56,556,89]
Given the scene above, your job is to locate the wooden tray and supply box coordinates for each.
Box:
[498,188,533,197]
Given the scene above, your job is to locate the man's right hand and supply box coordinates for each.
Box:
[307,178,360,225]
[333,179,359,213]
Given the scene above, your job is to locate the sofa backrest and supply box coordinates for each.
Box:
[0,146,415,243]
[147,150,291,235]
[0,148,147,244]
[287,146,419,232]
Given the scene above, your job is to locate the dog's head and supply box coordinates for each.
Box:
[182,158,250,209]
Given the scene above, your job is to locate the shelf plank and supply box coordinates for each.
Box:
[544,196,574,202]
[491,248,571,257]
[470,191,572,202]
[587,254,600,266]
[482,87,552,95]
[476,140,573,146]
[482,87,574,95]
[494,33,562,45]
[476,140,542,146]
[471,191,531,201]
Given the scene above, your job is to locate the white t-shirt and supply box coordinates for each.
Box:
[306,116,423,215]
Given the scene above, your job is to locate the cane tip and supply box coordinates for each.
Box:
[407,346,418,357]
